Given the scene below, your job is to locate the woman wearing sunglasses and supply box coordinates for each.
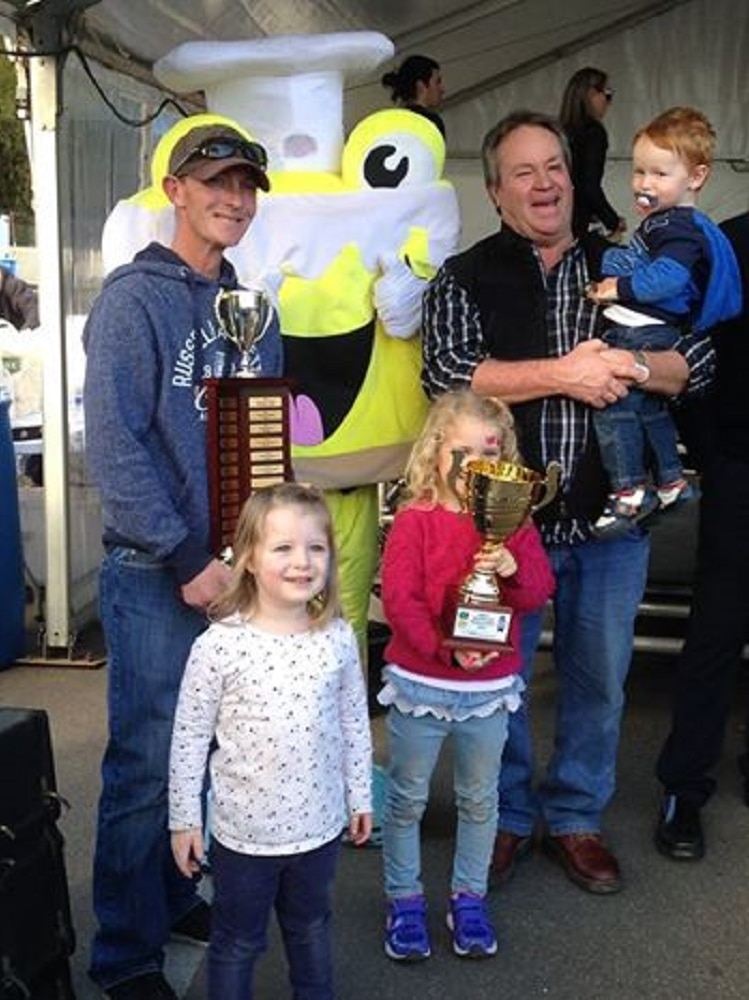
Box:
[560,66,626,241]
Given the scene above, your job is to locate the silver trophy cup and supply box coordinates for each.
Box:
[215,287,273,377]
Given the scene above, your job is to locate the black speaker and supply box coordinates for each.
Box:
[0,708,76,1000]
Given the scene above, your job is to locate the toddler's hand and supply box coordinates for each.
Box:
[171,828,205,880]
[453,649,500,672]
[475,543,517,578]
[348,812,373,846]
[586,278,619,304]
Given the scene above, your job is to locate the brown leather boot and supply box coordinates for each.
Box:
[490,830,533,886]
[543,833,621,894]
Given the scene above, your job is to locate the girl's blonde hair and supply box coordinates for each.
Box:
[402,388,519,506]
[210,482,340,628]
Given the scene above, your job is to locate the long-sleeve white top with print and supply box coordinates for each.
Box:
[169,614,372,856]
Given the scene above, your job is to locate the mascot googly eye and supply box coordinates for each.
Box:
[342,110,445,189]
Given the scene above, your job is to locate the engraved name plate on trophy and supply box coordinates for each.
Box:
[205,289,294,555]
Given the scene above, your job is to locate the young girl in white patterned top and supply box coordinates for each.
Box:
[169,483,372,1000]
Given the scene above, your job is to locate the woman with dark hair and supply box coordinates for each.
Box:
[381,54,446,137]
[559,66,625,239]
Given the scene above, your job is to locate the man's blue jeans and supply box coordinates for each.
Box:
[384,705,509,898]
[209,837,340,1000]
[594,323,683,490]
[89,547,207,989]
[498,532,650,835]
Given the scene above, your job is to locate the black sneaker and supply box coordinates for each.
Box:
[655,794,705,860]
[102,971,178,1000]
[170,899,211,946]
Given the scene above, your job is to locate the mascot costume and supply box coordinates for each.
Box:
[102,32,460,660]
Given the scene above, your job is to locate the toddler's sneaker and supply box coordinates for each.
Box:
[657,479,699,509]
[384,895,431,961]
[592,485,658,538]
[446,892,498,958]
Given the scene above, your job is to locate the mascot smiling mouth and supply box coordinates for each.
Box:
[286,319,373,446]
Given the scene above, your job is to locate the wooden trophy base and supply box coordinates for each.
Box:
[204,377,294,555]
[441,587,515,654]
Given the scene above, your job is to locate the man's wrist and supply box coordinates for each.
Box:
[631,349,651,384]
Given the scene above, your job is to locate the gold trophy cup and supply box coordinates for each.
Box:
[215,287,273,377]
[443,456,561,653]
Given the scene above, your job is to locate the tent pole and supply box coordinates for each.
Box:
[28,49,73,655]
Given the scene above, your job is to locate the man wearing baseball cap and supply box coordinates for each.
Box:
[85,115,280,1000]
[167,122,271,190]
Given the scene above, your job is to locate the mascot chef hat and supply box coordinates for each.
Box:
[154,32,394,174]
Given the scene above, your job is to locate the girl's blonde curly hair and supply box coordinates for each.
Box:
[401,388,520,507]
[209,482,340,628]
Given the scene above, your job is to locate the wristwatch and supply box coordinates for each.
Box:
[631,349,650,384]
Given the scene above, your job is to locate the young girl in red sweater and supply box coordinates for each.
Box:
[380,388,554,961]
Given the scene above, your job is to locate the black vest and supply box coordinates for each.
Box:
[445,225,610,526]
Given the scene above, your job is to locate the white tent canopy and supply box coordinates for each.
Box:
[0,0,745,655]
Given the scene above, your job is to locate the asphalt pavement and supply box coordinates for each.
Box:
[3,643,749,1000]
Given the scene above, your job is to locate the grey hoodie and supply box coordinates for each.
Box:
[83,242,283,583]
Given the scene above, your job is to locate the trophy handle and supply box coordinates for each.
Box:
[530,460,562,514]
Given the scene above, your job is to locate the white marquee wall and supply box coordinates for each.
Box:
[440,0,748,248]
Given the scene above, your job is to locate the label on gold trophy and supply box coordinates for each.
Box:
[205,288,294,556]
[442,456,561,654]
[452,604,513,645]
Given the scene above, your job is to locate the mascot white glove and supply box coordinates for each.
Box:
[373,253,426,339]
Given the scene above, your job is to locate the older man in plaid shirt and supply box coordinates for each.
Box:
[422,110,713,895]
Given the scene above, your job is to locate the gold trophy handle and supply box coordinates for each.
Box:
[530,460,562,514]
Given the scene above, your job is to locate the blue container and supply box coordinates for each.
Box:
[0,397,25,666]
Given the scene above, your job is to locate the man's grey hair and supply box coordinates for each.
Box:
[481,110,571,188]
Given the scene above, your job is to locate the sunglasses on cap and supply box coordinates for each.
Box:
[171,137,269,177]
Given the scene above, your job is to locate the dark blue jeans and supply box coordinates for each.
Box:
[209,836,341,1000]
[89,547,207,989]
[594,324,684,491]
[498,531,650,834]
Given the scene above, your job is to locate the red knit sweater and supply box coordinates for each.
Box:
[381,504,555,683]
